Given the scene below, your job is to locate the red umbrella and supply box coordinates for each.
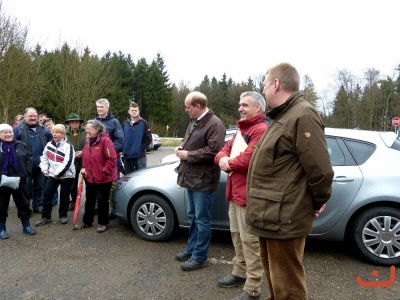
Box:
[72,173,85,225]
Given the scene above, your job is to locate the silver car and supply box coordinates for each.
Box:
[112,128,400,266]
[146,134,162,151]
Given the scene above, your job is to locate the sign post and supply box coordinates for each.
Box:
[392,117,400,136]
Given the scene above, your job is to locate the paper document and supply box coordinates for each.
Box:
[230,130,248,158]
[229,130,248,176]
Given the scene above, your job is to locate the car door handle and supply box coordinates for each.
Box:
[333,176,354,182]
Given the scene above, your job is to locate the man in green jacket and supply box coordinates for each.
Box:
[65,113,86,211]
[246,63,334,300]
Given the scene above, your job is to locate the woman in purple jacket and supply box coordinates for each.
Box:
[74,120,117,233]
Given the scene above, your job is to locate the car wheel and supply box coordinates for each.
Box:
[130,194,175,242]
[350,207,400,265]
[153,146,159,150]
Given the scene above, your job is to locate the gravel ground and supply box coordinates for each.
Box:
[2,147,400,299]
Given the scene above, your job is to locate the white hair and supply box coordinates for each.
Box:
[0,123,13,133]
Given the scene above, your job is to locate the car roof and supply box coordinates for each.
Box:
[325,127,397,148]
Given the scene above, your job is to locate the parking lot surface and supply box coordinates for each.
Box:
[2,147,400,299]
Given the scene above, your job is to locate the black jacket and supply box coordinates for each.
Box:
[0,139,33,180]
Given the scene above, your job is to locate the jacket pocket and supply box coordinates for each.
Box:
[184,168,205,190]
[247,188,283,231]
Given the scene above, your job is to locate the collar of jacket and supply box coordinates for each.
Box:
[87,133,103,146]
[196,109,214,129]
[51,137,67,147]
[127,116,143,124]
[267,91,303,119]
[95,112,114,121]
[236,114,268,131]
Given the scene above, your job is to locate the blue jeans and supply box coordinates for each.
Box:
[28,166,44,210]
[184,189,214,262]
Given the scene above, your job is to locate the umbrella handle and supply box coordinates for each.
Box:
[78,171,85,183]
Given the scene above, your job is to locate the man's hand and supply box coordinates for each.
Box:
[176,149,188,161]
[218,156,231,172]
[314,204,326,218]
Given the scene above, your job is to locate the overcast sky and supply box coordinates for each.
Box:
[2,0,399,95]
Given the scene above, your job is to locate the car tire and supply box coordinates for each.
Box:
[350,207,400,265]
[130,194,175,242]
[153,146,159,150]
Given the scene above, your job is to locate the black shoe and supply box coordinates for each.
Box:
[232,291,260,300]
[218,274,246,288]
[181,258,208,271]
[68,203,75,211]
[108,213,117,220]
[175,251,191,261]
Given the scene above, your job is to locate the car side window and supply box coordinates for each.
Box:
[326,137,345,166]
[343,139,375,165]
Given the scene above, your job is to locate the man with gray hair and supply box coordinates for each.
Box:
[214,92,269,300]
[95,98,124,157]
[95,98,124,219]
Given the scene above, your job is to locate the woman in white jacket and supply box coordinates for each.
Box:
[36,124,75,226]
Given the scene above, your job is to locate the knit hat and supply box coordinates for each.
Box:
[65,113,84,124]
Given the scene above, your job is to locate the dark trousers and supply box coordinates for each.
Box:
[83,181,112,226]
[43,177,58,205]
[124,157,147,174]
[0,181,31,220]
[259,236,307,300]
[28,166,44,210]
[41,177,74,219]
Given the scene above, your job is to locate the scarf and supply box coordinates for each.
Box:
[1,141,19,175]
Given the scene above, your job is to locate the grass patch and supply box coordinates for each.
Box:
[161,138,182,147]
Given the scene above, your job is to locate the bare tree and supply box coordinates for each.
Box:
[0,3,36,122]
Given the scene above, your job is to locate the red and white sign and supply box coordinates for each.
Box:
[392,117,400,127]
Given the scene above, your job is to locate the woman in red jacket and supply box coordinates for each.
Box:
[74,120,117,233]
